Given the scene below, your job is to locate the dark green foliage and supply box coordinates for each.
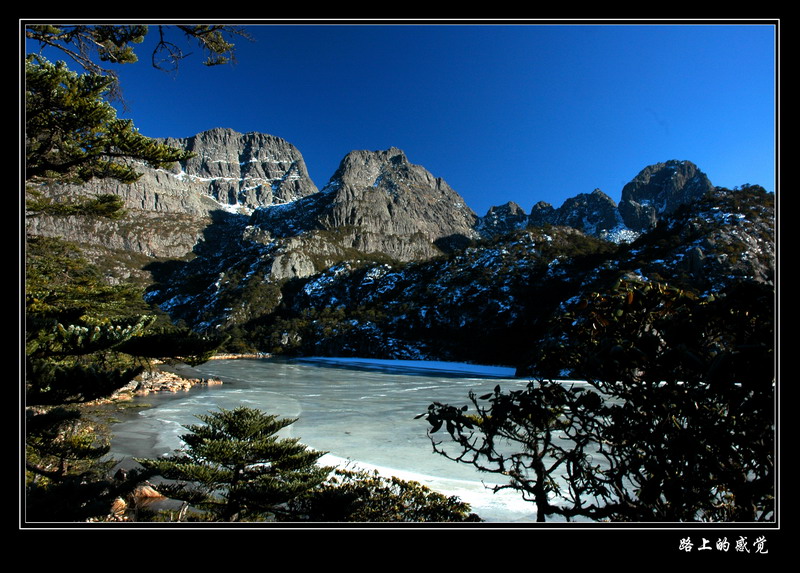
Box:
[132,408,484,523]
[23,270,226,521]
[25,405,153,522]
[116,327,230,366]
[25,407,112,482]
[25,236,152,321]
[26,189,127,220]
[25,234,158,519]
[25,235,157,405]
[25,24,244,97]
[287,468,481,522]
[25,235,156,405]
[26,467,116,522]
[421,278,774,522]
[23,25,242,523]
[26,357,144,407]
[26,24,148,68]
[28,314,156,360]
[135,407,331,522]
[25,55,193,186]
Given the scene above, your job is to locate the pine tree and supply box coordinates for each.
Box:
[136,408,331,522]
[23,24,240,522]
[24,53,194,214]
[24,236,229,521]
[24,23,247,209]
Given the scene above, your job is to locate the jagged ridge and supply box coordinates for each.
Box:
[25,129,775,369]
[476,160,716,243]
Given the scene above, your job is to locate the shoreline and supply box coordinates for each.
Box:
[206,352,271,360]
[298,356,518,378]
[89,353,271,405]
[90,369,223,405]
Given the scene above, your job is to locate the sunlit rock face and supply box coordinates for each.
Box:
[250,146,479,262]
[25,128,320,280]
[161,127,319,212]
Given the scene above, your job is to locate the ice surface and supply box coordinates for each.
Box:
[108,358,544,522]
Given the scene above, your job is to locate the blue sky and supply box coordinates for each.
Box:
[107,22,776,216]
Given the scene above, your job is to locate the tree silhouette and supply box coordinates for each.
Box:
[421,279,774,522]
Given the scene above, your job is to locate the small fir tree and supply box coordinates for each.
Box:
[136,407,331,522]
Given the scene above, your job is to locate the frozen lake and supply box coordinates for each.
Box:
[108,357,544,522]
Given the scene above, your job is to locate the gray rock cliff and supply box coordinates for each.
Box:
[25,125,774,362]
[618,160,714,232]
[25,128,319,282]
[135,144,483,331]
[250,147,479,262]
[161,127,318,211]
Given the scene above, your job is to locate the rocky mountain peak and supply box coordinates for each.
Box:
[476,201,529,237]
[251,146,479,261]
[161,127,319,211]
[553,189,619,233]
[142,144,486,328]
[27,125,773,359]
[327,147,409,188]
[325,147,478,252]
[479,188,621,240]
[618,160,714,232]
[478,161,717,243]
[25,128,321,284]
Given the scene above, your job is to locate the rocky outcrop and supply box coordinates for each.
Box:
[528,201,557,228]
[479,162,714,242]
[273,183,774,365]
[250,147,479,261]
[25,128,320,284]
[26,128,315,241]
[480,189,621,240]
[618,160,714,232]
[139,144,483,331]
[547,189,621,235]
[26,210,208,258]
[26,122,774,362]
[324,148,478,244]
[161,127,318,211]
[476,202,529,237]
[86,369,223,404]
